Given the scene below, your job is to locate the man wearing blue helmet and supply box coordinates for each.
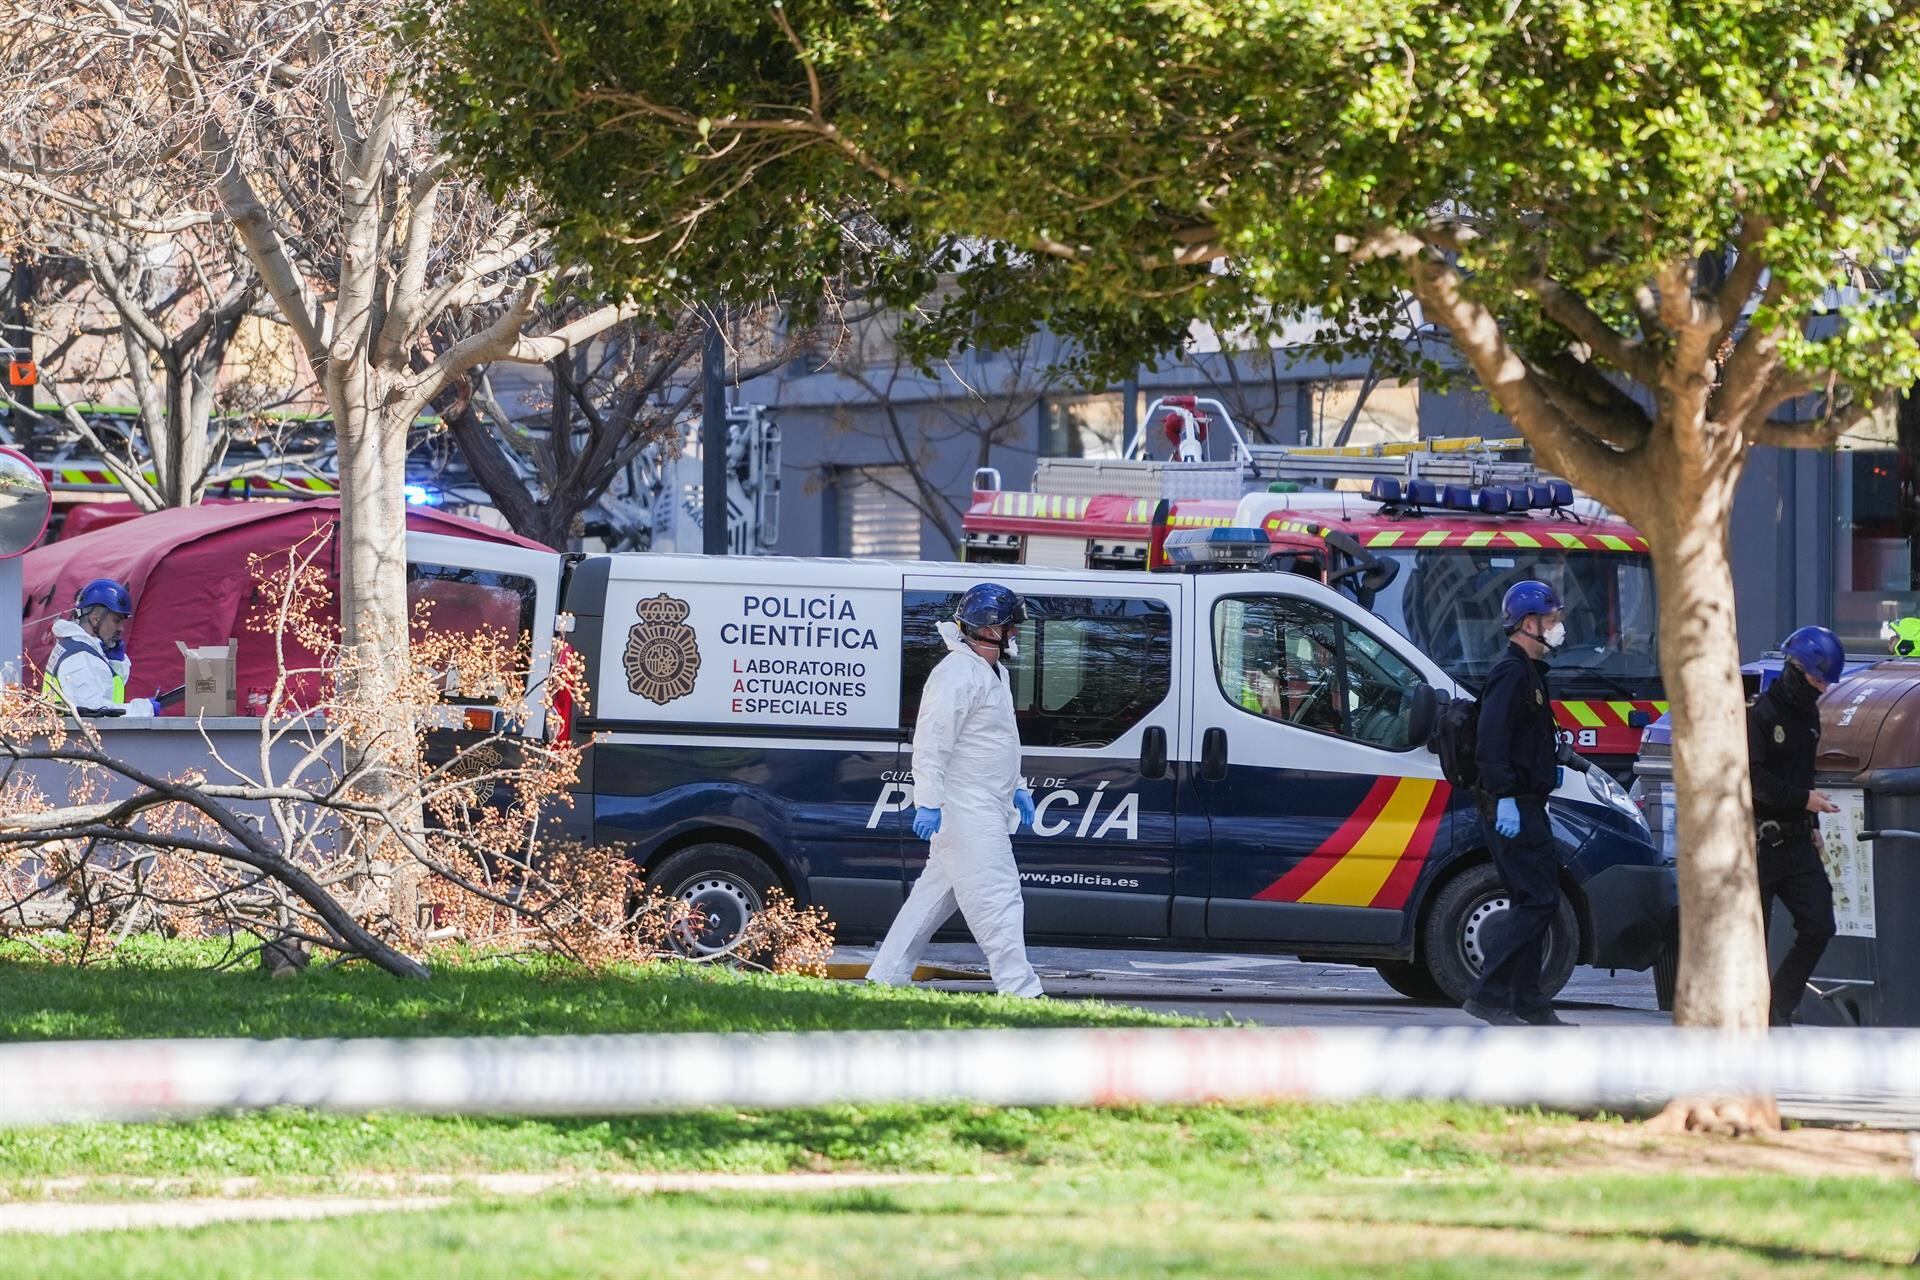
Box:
[1749,625,1843,1026]
[868,582,1044,997]
[40,578,158,718]
[1462,579,1570,1026]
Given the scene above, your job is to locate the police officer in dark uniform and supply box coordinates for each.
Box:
[1749,626,1843,1027]
[1462,580,1571,1027]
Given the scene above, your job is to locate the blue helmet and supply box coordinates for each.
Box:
[1500,580,1562,632]
[955,583,1027,635]
[75,578,133,618]
[1782,625,1844,685]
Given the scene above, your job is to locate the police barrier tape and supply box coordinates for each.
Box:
[2,1027,1918,1125]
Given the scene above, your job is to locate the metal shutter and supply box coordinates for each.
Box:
[838,466,923,558]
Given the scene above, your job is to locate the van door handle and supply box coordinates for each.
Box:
[1140,725,1167,780]
[1201,726,1228,781]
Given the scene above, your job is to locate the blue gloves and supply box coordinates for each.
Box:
[1014,788,1036,830]
[145,698,164,716]
[1494,797,1522,839]
[912,806,942,840]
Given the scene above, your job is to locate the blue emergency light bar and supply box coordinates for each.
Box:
[1371,476,1574,513]
[1162,526,1274,568]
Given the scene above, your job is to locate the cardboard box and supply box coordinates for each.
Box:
[176,640,238,717]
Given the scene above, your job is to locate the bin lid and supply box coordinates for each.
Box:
[1815,660,1920,779]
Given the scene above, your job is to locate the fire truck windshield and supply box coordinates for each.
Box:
[1358,548,1659,695]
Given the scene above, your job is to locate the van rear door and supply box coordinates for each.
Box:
[404,533,563,737]
[1186,573,1454,950]
[901,572,1181,938]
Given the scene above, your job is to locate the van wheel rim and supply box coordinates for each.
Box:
[1462,895,1557,974]
[1461,895,1510,972]
[674,875,761,956]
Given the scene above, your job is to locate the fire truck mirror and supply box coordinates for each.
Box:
[0,448,52,559]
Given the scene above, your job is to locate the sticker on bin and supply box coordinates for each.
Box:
[1816,790,1875,938]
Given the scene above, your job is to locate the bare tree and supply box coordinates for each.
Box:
[820,338,1056,557]
[0,1,641,931]
[433,305,795,550]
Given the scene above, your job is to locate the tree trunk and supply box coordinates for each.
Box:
[333,398,422,937]
[1640,452,1781,1132]
[154,357,211,508]
[1650,514,1770,1031]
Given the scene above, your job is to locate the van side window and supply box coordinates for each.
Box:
[901,591,1172,748]
[408,563,538,702]
[1214,596,1422,750]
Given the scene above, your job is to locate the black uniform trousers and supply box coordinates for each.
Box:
[1757,832,1836,1026]
[1468,796,1559,1015]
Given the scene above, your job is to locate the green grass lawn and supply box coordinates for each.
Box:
[0,936,1198,1041]
[0,940,1912,1278]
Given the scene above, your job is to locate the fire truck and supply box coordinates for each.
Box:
[963,396,1664,776]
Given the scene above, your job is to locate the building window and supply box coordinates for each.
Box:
[899,591,1173,748]
[1042,393,1135,458]
[1832,397,1920,649]
[1307,377,1421,448]
[834,466,922,559]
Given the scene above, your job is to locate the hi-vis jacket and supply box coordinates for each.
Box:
[40,619,153,717]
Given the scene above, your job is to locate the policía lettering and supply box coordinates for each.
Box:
[865,782,1140,841]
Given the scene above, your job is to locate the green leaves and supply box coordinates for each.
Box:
[415,0,1920,396]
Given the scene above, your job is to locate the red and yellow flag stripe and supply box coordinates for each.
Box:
[1252,776,1452,911]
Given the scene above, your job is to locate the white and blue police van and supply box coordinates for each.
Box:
[415,526,1675,1006]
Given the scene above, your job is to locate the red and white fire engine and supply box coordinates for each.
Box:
[963,396,1664,775]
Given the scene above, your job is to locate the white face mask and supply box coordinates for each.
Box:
[1002,632,1019,660]
[1541,621,1567,652]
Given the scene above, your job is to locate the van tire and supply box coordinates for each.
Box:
[648,844,778,958]
[1422,863,1579,1007]
[1653,936,1679,1012]
[1373,961,1447,1003]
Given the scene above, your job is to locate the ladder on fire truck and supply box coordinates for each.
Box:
[1022,396,1561,501]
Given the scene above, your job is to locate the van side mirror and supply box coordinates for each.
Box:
[1407,681,1439,748]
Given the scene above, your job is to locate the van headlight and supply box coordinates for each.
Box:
[1587,765,1650,833]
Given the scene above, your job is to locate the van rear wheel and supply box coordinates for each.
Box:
[647,844,778,958]
[1373,961,1447,1003]
[1423,863,1578,1007]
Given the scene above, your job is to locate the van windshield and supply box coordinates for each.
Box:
[1360,547,1660,696]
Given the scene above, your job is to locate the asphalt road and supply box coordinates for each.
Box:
[833,943,1665,1026]
[830,944,1916,1126]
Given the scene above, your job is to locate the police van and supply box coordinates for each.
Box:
[433,526,1673,1006]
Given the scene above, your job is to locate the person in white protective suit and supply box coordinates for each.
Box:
[40,578,159,718]
[867,582,1044,997]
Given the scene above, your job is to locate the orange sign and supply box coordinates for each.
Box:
[6,361,34,388]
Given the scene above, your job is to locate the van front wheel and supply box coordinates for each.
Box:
[1422,863,1578,1007]
[647,844,778,958]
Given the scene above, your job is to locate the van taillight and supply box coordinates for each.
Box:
[548,640,579,744]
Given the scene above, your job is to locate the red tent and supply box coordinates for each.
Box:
[58,498,245,541]
[21,500,546,711]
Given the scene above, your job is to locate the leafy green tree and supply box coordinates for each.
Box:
[421,1,1920,1046]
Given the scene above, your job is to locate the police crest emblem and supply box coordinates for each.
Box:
[624,593,701,704]
[1773,724,1785,745]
